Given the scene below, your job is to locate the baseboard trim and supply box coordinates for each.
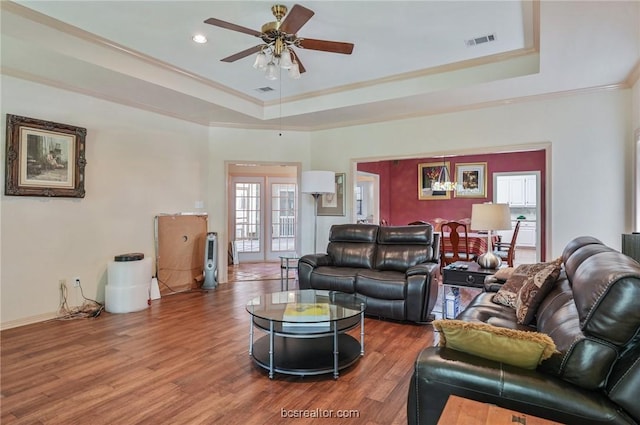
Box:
[1,312,58,331]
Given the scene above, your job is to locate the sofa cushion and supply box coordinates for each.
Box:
[535,278,619,390]
[374,225,433,272]
[458,292,532,331]
[309,266,358,293]
[327,224,378,269]
[515,258,562,325]
[433,319,556,369]
[570,251,640,346]
[327,242,377,269]
[535,241,640,391]
[355,270,406,299]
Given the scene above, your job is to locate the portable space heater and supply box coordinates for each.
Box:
[202,232,218,289]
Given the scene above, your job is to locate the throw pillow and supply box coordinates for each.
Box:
[494,267,515,281]
[433,319,557,369]
[492,262,549,308]
[515,257,563,325]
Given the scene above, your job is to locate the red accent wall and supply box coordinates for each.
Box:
[358,150,547,258]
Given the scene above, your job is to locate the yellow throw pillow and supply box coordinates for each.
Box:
[433,319,557,369]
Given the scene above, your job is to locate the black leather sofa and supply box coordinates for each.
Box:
[408,236,640,425]
[298,224,440,323]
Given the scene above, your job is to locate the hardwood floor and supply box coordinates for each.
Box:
[1,278,437,425]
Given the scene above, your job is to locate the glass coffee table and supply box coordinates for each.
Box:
[246,289,366,379]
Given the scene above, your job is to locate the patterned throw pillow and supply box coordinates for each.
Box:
[515,257,563,325]
[494,267,515,281]
[492,262,551,308]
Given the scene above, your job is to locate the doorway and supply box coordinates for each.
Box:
[493,171,541,262]
[355,171,380,224]
[228,164,298,263]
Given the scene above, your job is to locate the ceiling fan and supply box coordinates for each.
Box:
[204,4,354,78]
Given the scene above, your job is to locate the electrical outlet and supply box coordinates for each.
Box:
[73,277,80,288]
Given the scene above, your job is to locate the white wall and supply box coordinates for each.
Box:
[1,76,210,327]
[311,89,631,257]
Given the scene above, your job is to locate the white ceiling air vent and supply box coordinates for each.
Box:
[465,33,497,47]
[255,86,275,93]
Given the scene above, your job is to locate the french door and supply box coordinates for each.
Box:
[231,176,298,262]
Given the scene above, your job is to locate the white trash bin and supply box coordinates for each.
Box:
[105,253,151,313]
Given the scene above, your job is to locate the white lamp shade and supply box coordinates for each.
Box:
[470,203,511,231]
[301,171,335,194]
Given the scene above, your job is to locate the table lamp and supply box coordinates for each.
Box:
[301,170,335,254]
[470,203,512,269]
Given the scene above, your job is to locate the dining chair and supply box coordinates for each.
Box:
[408,220,429,225]
[440,221,476,266]
[493,220,522,267]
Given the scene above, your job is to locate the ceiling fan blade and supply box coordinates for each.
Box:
[280,4,314,34]
[221,45,264,63]
[290,50,306,74]
[204,17,262,37]
[298,38,354,55]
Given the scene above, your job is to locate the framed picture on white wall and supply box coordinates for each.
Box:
[4,114,87,198]
[318,173,345,216]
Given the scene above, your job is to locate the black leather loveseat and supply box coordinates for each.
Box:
[298,224,440,323]
[408,236,640,425]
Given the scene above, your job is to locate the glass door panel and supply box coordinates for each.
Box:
[233,179,264,262]
[269,181,297,259]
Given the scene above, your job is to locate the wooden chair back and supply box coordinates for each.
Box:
[494,220,522,267]
[441,221,474,265]
[408,220,429,226]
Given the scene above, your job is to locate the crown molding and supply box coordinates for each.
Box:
[304,83,629,131]
[0,1,262,107]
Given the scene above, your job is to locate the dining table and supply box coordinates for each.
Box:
[440,231,500,257]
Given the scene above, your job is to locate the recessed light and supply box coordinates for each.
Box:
[192,34,207,44]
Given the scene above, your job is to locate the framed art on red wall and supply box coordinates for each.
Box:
[418,162,451,200]
[454,162,487,198]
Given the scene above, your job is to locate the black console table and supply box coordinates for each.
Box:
[441,261,501,318]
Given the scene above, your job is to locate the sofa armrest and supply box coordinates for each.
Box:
[483,275,506,292]
[298,254,333,290]
[408,346,630,425]
[298,253,332,268]
[407,262,439,277]
[405,262,440,322]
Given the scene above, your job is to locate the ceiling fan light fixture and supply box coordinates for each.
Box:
[205,4,354,79]
[253,50,268,70]
[288,62,301,79]
[265,61,279,80]
[279,48,294,70]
